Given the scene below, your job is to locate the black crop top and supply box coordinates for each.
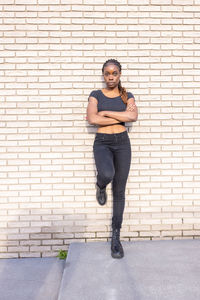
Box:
[88,89,135,126]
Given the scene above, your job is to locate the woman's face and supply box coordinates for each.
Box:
[102,64,121,89]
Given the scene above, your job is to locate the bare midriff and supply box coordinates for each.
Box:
[97,123,126,134]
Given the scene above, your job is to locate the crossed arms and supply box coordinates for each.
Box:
[87,96,138,126]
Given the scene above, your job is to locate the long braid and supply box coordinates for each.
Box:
[118,79,128,105]
[102,59,128,105]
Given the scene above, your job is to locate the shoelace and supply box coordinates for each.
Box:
[112,229,120,243]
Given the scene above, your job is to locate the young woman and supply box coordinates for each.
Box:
[86,59,138,259]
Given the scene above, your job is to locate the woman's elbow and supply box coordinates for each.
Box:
[87,115,96,125]
[133,116,138,122]
[128,113,138,122]
[134,113,138,121]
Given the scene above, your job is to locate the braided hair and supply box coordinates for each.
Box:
[102,59,128,105]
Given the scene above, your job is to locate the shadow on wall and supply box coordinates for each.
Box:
[0,213,101,259]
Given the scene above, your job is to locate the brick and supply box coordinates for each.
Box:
[19,252,41,258]
[30,246,51,252]
[0,253,19,258]
[161,231,182,236]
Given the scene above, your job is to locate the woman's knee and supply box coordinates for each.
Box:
[99,169,114,184]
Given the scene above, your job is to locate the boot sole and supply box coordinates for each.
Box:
[111,251,124,259]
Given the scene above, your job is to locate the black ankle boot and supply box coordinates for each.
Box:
[95,182,107,206]
[111,228,124,259]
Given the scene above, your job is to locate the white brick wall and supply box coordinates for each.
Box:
[0,1,200,257]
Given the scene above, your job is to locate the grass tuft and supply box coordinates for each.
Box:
[57,249,68,260]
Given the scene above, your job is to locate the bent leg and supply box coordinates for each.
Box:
[93,143,115,189]
[112,142,131,229]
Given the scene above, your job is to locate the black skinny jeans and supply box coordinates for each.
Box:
[93,130,131,230]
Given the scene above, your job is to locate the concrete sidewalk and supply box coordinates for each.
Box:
[0,257,65,300]
[59,239,200,300]
[0,239,200,300]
